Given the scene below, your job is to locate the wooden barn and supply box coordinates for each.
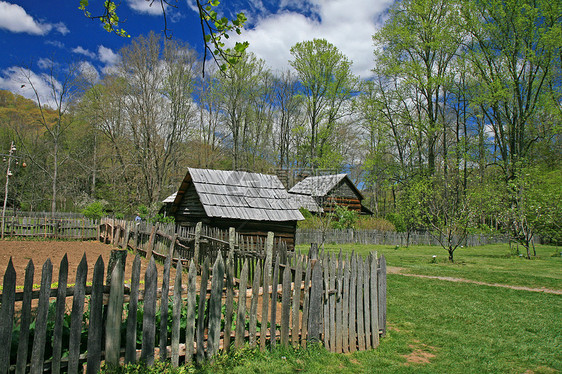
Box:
[289,173,372,215]
[162,168,304,248]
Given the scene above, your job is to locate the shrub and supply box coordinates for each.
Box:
[82,201,106,220]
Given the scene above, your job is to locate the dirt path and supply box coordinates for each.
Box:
[387,266,562,295]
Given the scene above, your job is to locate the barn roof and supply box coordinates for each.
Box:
[169,168,304,222]
[289,174,363,199]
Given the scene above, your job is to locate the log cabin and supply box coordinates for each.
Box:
[162,168,304,248]
[289,173,373,215]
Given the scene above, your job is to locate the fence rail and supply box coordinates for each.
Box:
[296,228,509,247]
[0,233,386,372]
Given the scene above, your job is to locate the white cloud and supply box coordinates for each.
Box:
[127,0,167,15]
[37,58,54,70]
[98,45,120,66]
[72,46,97,59]
[78,61,100,82]
[227,0,393,78]
[0,1,69,35]
[0,66,61,109]
[53,22,69,35]
[46,40,64,48]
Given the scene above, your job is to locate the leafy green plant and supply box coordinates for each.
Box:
[82,201,106,220]
[330,206,358,230]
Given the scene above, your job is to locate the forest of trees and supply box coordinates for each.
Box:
[1,0,560,255]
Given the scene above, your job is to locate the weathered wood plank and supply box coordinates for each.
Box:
[171,260,183,367]
[248,264,261,348]
[378,255,387,337]
[184,262,197,363]
[356,257,366,351]
[51,255,68,374]
[235,260,249,349]
[105,258,125,366]
[68,254,87,374]
[196,258,210,363]
[323,256,330,350]
[291,259,302,347]
[30,259,52,373]
[125,255,141,364]
[224,251,235,352]
[193,222,202,265]
[207,253,225,358]
[15,260,34,374]
[348,254,357,353]
[300,261,312,347]
[0,258,16,374]
[141,257,158,366]
[335,250,343,354]
[363,257,371,351]
[270,254,280,348]
[329,254,336,352]
[370,252,379,348]
[308,259,323,344]
[86,256,104,374]
[280,260,292,347]
[342,254,350,353]
[159,254,172,361]
[259,234,273,351]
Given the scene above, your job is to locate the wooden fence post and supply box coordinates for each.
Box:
[193,222,202,265]
[370,252,379,348]
[146,223,160,260]
[196,258,210,363]
[248,264,261,348]
[0,259,16,374]
[184,262,197,363]
[159,255,172,361]
[171,260,184,367]
[141,258,158,366]
[68,255,87,374]
[259,232,273,350]
[235,260,249,349]
[378,255,387,337]
[30,260,52,374]
[207,253,225,358]
[106,249,127,286]
[15,260,34,374]
[308,259,323,344]
[105,259,125,367]
[125,255,142,364]
[51,255,69,374]
[86,256,105,374]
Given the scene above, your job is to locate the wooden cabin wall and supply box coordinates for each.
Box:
[321,180,363,213]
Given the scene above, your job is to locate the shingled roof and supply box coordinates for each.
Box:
[289,173,363,199]
[168,168,304,222]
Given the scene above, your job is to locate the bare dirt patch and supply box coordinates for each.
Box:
[0,240,169,287]
[388,266,562,295]
[403,343,436,366]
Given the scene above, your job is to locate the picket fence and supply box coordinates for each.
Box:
[0,231,387,373]
[296,228,508,247]
[0,216,98,240]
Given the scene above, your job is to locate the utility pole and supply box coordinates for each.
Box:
[1,141,25,239]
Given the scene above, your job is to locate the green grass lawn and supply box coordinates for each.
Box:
[104,243,562,374]
[295,243,562,290]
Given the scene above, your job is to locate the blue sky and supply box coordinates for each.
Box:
[0,0,393,105]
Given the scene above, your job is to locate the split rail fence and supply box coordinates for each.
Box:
[0,222,387,373]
